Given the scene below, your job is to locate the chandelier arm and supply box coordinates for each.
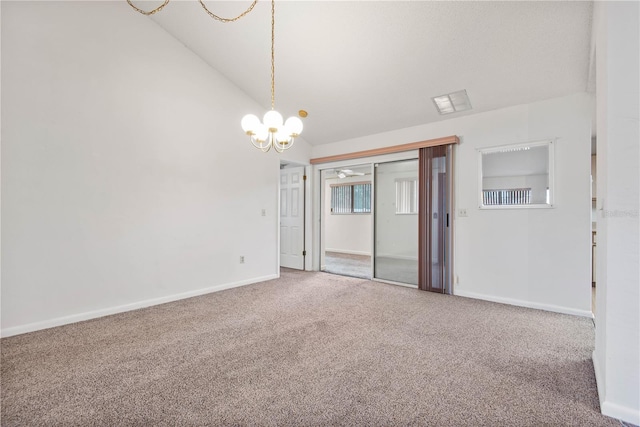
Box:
[198,0,259,23]
[126,0,170,16]
[249,137,262,150]
[274,138,294,153]
[250,137,268,151]
[261,139,272,153]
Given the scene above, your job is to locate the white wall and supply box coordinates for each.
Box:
[312,92,593,317]
[592,2,640,425]
[1,1,310,336]
[323,175,371,255]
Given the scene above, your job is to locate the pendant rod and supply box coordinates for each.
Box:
[270,0,275,111]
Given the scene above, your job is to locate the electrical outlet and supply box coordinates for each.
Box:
[239,256,245,264]
[458,208,468,217]
[455,275,460,284]
[261,209,266,217]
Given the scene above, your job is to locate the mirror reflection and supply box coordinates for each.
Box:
[480,141,552,208]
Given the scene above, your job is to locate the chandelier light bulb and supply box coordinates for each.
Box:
[263,110,283,130]
[285,116,303,136]
[275,127,291,145]
[241,114,260,134]
[250,123,270,150]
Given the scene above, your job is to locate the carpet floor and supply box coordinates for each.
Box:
[1,269,617,426]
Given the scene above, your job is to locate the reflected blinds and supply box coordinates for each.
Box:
[396,179,418,214]
[331,183,371,214]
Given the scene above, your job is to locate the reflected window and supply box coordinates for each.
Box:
[479,140,553,209]
[396,178,418,214]
[483,188,531,205]
[331,183,371,214]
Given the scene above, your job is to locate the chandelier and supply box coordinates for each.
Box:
[240,0,303,152]
[127,0,303,153]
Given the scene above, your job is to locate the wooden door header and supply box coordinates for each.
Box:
[310,135,459,165]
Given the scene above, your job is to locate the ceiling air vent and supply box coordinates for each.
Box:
[432,89,472,115]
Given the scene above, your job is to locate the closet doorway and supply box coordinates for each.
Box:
[318,144,454,293]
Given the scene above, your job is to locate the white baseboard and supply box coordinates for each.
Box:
[601,401,640,426]
[0,274,278,338]
[454,289,594,318]
[593,350,640,425]
[325,249,371,256]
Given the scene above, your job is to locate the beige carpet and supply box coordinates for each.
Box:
[1,269,617,426]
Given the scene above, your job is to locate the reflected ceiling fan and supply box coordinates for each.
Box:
[335,169,366,179]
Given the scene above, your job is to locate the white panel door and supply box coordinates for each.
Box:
[280,166,305,270]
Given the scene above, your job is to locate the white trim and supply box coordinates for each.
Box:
[601,401,640,426]
[277,164,282,273]
[593,351,640,426]
[0,274,278,338]
[454,289,594,318]
[325,249,371,256]
[304,165,314,271]
[592,350,605,406]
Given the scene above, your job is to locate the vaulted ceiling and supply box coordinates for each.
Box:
[145,1,594,146]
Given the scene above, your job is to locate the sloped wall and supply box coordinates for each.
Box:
[1,1,310,335]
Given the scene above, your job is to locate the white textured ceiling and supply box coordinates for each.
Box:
[146,1,593,145]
